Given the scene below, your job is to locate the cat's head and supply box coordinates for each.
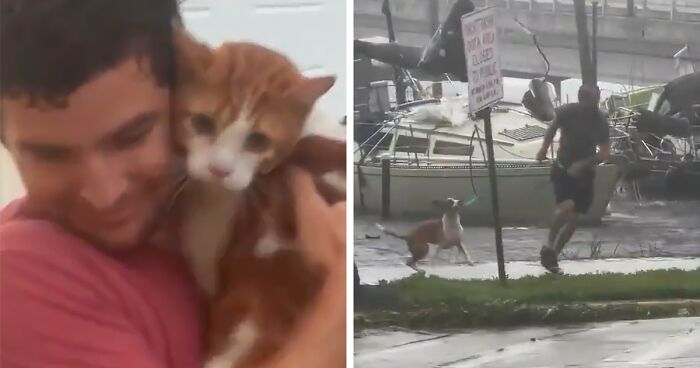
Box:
[173,31,335,191]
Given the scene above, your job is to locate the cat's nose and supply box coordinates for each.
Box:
[209,164,230,178]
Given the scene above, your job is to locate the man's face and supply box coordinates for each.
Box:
[1,58,177,251]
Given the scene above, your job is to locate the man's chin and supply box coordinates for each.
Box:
[61,217,158,253]
[76,226,148,252]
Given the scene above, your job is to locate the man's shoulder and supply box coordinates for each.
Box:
[0,200,107,279]
[0,216,127,330]
[1,198,83,254]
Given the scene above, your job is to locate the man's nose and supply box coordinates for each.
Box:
[78,155,129,210]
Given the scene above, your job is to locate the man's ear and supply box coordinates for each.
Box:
[287,75,336,106]
[173,29,213,84]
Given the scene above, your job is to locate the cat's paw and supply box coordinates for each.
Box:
[203,320,258,368]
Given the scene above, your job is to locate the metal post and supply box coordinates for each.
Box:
[381,158,391,219]
[553,0,559,13]
[670,0,677,21]
[432,81,443,98]
[574,0,594,87]
[592,1,599,86]
[602,0,607,17]
[627,0,635,17]
[381,0,406,104]
[482,107,507,284]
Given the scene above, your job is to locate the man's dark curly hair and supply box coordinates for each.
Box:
[1,0,181,107]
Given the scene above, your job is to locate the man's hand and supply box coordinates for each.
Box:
[263,166,346,368]
[535,148,548,162]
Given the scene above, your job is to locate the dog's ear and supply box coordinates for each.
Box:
[431,199,450,210]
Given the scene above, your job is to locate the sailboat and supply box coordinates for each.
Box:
[353,0,619,225]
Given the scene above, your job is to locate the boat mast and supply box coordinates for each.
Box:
[381,0,407,104]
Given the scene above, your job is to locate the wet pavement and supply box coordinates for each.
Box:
[354,317,700,367]
[357,257,700,285]
[355,197,700,275]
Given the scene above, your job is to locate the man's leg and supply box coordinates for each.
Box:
[554,171,593,256]
[554,212,578,256]
[547,200,575,249]
[541,201,574,272]
[542,164,573,273]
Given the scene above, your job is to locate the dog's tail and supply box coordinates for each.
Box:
[375,223,406,239]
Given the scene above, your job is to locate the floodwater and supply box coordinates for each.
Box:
[354,196,700,277]
[355,317,700,367]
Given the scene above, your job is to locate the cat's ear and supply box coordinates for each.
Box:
[289,75,336,105]
[173,30,213,82]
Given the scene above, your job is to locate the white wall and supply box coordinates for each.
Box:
[180,0,347,120]
[0,146,25,207]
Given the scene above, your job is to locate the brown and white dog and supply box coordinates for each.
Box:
[376,197,474,272]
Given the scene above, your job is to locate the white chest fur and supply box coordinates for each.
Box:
[180,182,239,296]
[442,214,464,242]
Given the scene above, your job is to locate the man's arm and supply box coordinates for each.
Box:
[0,223,166,368]
[262,167,346,368]
[536,119,560,161]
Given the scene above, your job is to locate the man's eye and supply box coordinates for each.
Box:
[190,114,216,135]
[113,130,149,149]
[245,132,271,152]
[111,119,156,150]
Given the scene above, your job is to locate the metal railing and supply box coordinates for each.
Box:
[473,0,700,21]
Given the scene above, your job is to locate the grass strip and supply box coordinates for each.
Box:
[355,268,700,330]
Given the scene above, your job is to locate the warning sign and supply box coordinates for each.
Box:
[461,7,503,115]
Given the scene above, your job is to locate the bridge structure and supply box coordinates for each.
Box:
[355,0,700,86]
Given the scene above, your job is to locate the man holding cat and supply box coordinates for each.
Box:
[0,0,345,367]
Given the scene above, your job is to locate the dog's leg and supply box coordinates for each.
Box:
[428,243,441,263]
[458,242,475,266]
[406,258,425,274]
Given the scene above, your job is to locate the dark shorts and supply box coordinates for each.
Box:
[551,163,595,214]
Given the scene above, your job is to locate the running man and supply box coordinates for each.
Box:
[536,85,611,273]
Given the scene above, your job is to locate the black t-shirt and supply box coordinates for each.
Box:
[554,102,610,168]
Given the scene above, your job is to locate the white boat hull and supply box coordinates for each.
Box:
[354,163,619,226]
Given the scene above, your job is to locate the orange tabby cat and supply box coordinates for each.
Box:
[173,30,346,368]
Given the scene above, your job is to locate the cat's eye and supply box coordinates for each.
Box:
[245,132,271,152]
[190,113,216,135]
